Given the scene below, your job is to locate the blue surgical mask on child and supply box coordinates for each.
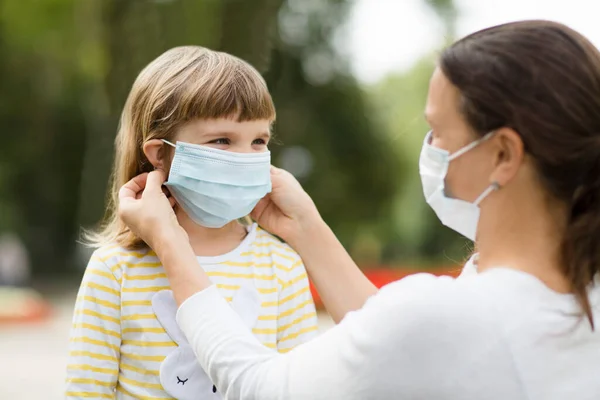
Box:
[418,130,498,241]
[162,140,272,228]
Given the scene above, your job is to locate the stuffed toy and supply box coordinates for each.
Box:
[152,286,260,399]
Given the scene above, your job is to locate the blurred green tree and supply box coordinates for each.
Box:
[367,0,472,267]
[0,0,288,275]
[264,1,401,263]
[0,0,88,276]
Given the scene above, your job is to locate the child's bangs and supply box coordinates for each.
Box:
[181,65,276,123]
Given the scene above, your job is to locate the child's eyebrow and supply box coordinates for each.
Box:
[202,130,271,138]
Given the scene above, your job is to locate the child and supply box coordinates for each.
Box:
[65,46,318,399]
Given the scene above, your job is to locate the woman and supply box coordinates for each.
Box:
[118,20,600,399]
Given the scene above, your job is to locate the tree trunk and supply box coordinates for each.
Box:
[218,0,284,73]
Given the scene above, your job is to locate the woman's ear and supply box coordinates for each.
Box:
[143,139,168,170]
[489,127,525,187]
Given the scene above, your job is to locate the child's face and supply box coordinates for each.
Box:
[175,118,271,153]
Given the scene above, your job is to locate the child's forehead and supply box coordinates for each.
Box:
[175,118,271,141]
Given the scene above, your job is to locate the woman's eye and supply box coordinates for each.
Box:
[210,138,230,145]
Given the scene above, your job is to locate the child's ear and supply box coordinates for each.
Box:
[143,139,168,170]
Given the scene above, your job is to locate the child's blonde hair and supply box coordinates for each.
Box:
[84,46,276,249]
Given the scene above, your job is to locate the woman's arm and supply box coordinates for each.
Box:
[160,207,376,323]
[117,171,482,400]
[170,247,472,400]
[251,167,376,323]
[115,170,380,397]
[289,217,377,323]
[123,168,376,322]
[154,230,211,305]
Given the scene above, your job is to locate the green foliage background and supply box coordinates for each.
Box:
[0,0,470,276]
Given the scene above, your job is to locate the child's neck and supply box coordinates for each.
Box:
[175,207,249,257]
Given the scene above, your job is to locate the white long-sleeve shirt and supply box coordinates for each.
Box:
[177,266,600,400]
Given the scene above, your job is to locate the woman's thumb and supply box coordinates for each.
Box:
[251,196,270,221]
[145,170,167,195]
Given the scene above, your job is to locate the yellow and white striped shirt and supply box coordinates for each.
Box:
[65,224,318,399]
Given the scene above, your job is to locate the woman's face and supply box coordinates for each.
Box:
[424,67,497,203]
[423,67,536,244]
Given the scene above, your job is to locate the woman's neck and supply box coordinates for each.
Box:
[175,207,248,257]
[476,194,571,293]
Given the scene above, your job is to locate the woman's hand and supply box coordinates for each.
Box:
[119,170,211,305]
[253,166,375,322]
[118,170,186,251]
[251,166,322,247]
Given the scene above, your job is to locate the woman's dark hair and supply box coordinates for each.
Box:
[440,20,600,328]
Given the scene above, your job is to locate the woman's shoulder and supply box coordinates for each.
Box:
[338,274,503,376]
[374,273,470,308]
[338,274,518,397]
[363,273,497,336]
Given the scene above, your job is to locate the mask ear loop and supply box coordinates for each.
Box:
[448,131,496,161]
[474,181,500,206]
[471,180,500,265]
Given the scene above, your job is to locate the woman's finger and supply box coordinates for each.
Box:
[251,195,271,221]
[161,185,176,207]
[270,165,283,175]
[143,170,167,197]
[119,173,149,202]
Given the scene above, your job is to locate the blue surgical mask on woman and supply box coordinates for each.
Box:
[418,130,497,241]
[162,140,272,228]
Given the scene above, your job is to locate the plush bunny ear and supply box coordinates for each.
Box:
[230,285,260,329]
[152,290,188,345]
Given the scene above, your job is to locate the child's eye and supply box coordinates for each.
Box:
[252,139,267,145]
[210,138,230,145]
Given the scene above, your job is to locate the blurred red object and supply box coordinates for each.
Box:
[0,287,52,325]
[309,266,462,309]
